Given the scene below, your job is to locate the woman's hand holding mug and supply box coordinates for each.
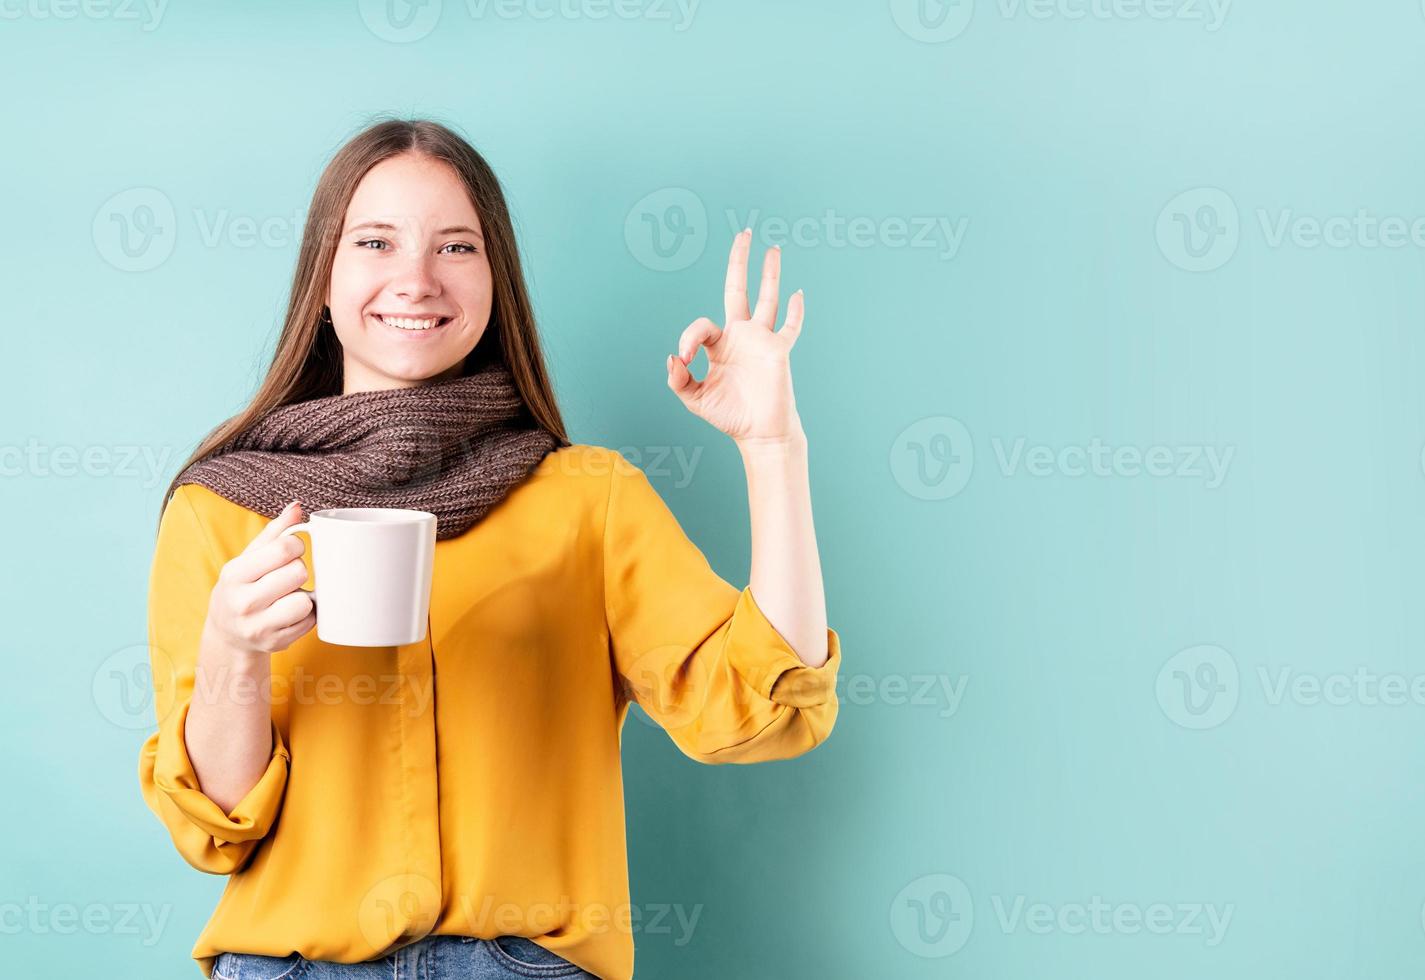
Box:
[201,499,317,661]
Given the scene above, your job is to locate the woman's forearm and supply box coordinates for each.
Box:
[738,427,830,668]
[183,624,275,814]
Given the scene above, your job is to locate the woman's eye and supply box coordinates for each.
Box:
[354,240,474,254]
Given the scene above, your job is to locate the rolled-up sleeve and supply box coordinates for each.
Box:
[136,484,290,874]
[602,451,841,764]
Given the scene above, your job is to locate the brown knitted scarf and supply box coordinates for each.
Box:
[175,362,561,540]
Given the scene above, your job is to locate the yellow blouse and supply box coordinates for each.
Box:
[137,444,842,979]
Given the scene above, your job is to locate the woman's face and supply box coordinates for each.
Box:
[327,152,492,393]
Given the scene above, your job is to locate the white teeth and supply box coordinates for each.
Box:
[380,315,443,331]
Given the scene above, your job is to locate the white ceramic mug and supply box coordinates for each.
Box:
[279,507,437,647]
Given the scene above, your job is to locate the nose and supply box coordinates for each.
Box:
[390,250,441,302]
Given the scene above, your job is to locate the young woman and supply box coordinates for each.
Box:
[137,118,842,980]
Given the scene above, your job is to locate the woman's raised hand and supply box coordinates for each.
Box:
[203,500,317,658]
[665,230,808,447]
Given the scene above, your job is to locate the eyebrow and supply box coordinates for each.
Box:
[345,220,483,239]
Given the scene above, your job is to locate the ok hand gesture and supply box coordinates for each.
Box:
[666,230,808,447]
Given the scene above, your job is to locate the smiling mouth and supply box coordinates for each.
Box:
[373,313,453,332]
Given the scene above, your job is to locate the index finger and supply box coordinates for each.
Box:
[249,500,304,550]
[723,229,751,325]
[224,501,305,583]
[751,243,781,328]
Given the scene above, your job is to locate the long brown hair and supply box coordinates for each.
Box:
[158,117,570,533]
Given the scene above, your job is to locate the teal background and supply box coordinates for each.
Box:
[4,0,1425,976]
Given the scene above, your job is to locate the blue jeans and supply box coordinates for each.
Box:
[212,935,598,979]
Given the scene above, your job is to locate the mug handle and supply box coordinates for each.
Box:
[278,523,317,609]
